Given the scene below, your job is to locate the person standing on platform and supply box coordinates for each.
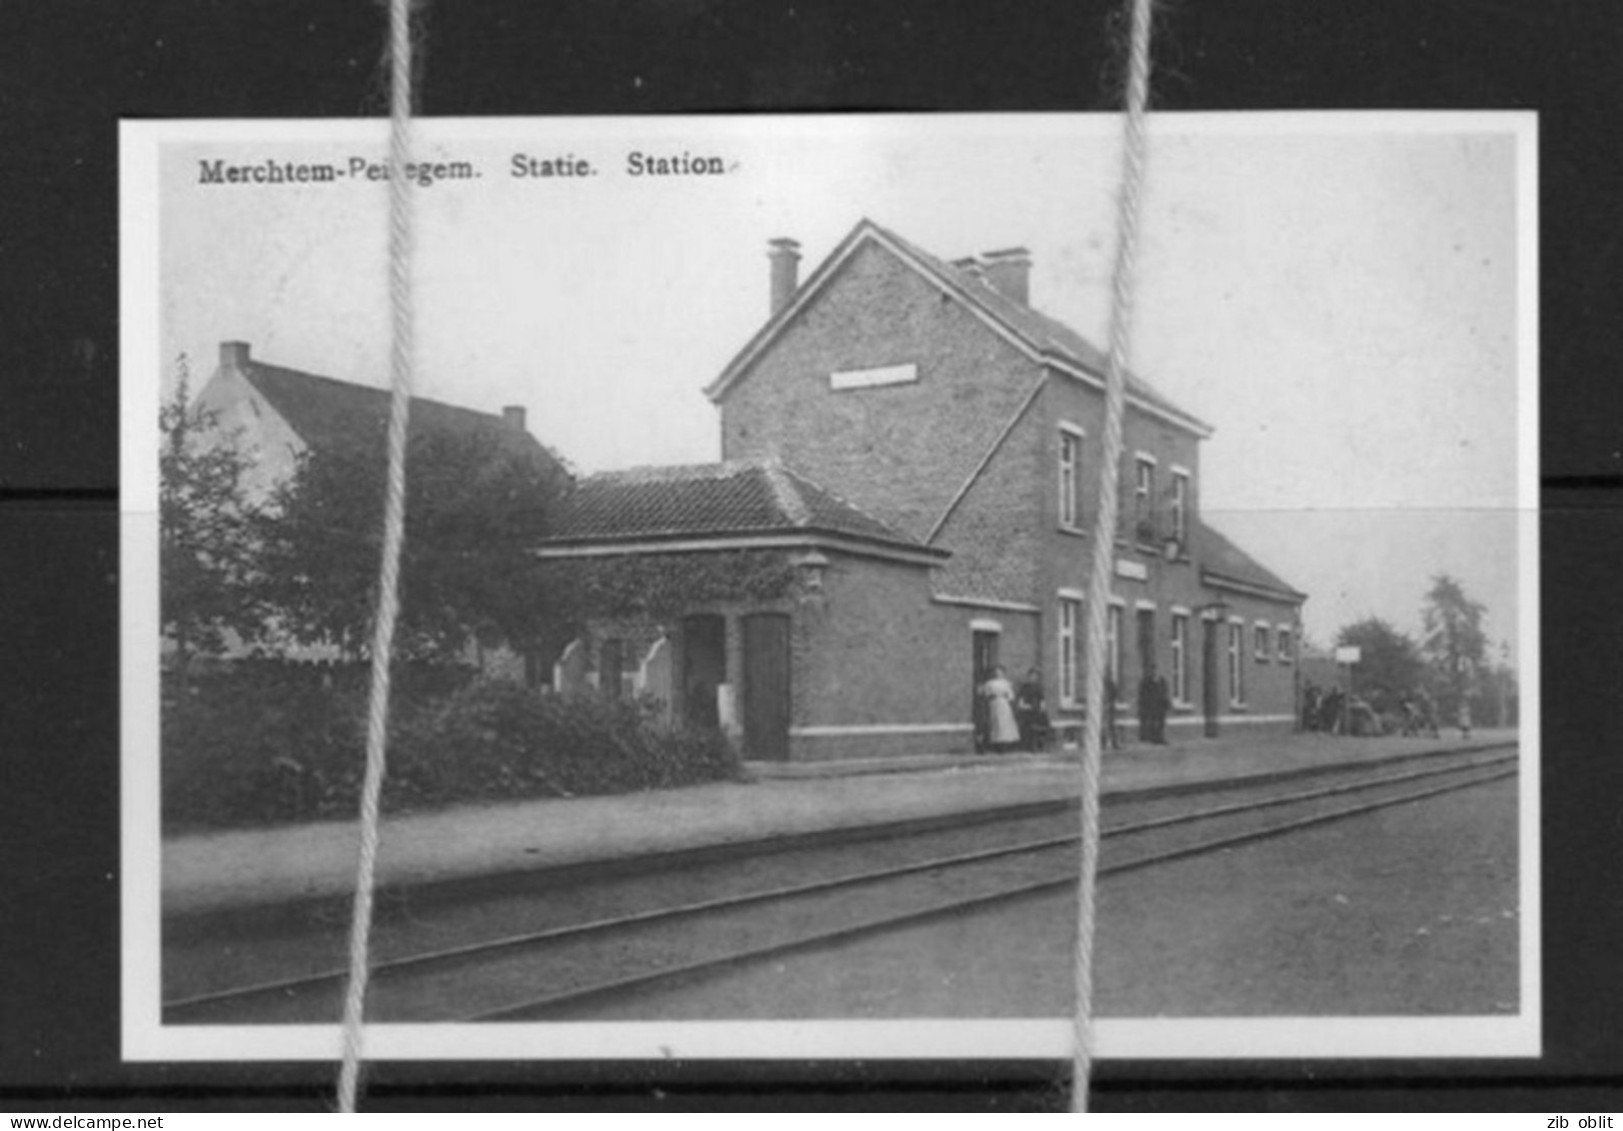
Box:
[981,665,1021,754]
[1148,668,1171,744]
[1137,670,1156,745]
[1016,667,1050,752]
[1102,672,1121,751]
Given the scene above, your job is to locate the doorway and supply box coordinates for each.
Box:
[598,637,624,698]
[742,613,791,760]
[971,628,1000,751]
[1136,607,1156,684]
[681,614,726,731]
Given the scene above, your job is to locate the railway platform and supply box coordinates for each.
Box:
[161,727,1519,919]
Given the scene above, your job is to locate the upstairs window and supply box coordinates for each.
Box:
[1170,469,1190,546]
[1058,426,1084,529]
[1133,455,1157,545]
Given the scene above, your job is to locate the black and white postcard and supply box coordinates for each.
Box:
[121,112,1539,1063]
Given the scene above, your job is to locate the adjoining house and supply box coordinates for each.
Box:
[194,341,569,508]
[189,341,573,678]
[538,218,1308,760]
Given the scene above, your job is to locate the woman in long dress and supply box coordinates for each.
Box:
[982,666,1021,753]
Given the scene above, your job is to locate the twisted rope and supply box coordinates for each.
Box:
[1073,0,1156,1113]
[337,0,416,1112]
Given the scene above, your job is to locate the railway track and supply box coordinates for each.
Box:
[164,745,1517,1025]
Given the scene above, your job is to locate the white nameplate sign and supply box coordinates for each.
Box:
[830,362,917,390]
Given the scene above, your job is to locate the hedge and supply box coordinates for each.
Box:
[162,665,740,834]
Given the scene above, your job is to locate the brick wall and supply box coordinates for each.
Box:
[1208,592,1303,729]
[788,552,1038,759]
[930,385,1047,604]
[795,554,955,728]
[720,240,1043,545]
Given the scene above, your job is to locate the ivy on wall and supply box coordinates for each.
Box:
[538,549,799,623]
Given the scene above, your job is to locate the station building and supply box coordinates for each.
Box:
[538,219,1307,760]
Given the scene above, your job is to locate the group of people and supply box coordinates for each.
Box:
[979,666,1052,753]
[1301,681,1455,739]
[978,665,1170,753]
[1301,682,1346,734]
[983,670,1480,752]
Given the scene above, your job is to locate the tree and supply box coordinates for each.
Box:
[160,354,270,674]
[259,424,569,663]
[1420,573,1488,718]
[1334,617,1424,713]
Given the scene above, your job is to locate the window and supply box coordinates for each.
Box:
[1170,469,1190,545]
[1254,623,1272,663]
[1059,597,1081,705]
[1227,622,1245,706]
[1277,627,1295,663]
[1133,456,1156,543]
[1170,613,1189,705]
[1107,603,1123,688]
[1058,426,1083,529]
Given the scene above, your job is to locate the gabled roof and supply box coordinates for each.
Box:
[537,458,947,561]
[239,359,567,475]
[705,218,1213,438]
[1198,521,1307,604]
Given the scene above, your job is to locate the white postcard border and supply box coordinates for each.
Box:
[120,111,1541,1064]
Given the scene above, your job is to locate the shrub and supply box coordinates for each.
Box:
[389,680,739,803]
[161,667,740,834]
[162,664,374,829]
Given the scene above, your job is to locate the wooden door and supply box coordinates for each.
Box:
[742,613,791,760]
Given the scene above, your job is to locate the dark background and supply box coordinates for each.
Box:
[2,0,1619,1112]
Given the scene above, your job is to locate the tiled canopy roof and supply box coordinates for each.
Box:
[242,361,565,473]
[542,459,944,556]
[1198,521,1307,602]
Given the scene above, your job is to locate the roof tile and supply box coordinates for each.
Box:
[241,361,567,474]
[1198,521,1305,601]
[543,459,939,554]
[867,221,1206,430]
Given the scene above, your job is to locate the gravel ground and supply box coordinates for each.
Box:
[566,774,1518,1020]
[1093,773,1518,1016]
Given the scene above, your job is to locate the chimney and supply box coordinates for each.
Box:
[767,238,802,316]
[980,247,1032,305]
[220,340,251,369]
[502,405,527,432]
